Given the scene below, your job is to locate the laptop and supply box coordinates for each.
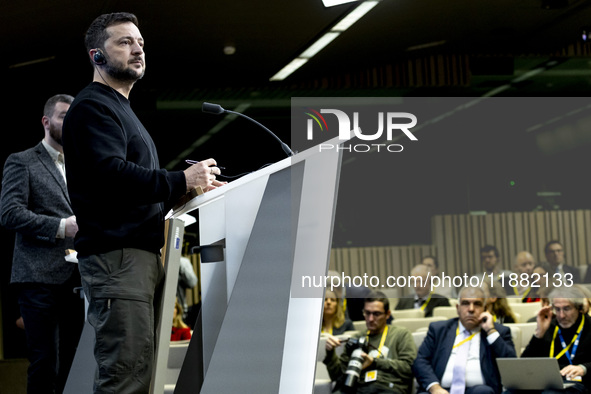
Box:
[496,358,577,390]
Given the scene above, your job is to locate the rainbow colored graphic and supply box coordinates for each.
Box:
[304,108,329,132]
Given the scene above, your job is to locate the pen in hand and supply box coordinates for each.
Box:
[185,159,224,170]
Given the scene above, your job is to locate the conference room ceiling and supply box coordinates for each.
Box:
[2,0,591,198]
[4,0,591,96]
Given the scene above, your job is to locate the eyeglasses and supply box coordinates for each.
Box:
[362,310,385,318]
[548,249,563,254]
[552,305,574,314]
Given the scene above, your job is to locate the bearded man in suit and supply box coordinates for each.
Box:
[0,94,85,394]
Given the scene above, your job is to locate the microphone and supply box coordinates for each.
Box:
[202,102,295,157]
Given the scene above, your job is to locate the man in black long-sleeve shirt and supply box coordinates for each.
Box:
[521,286,591,393]
[62,12,223,393]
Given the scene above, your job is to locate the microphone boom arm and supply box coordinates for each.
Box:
[225,109,294,157]
[202,102,295,157]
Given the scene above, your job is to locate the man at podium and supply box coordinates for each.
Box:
[62,12,223,394]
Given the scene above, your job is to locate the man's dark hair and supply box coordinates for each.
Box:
[43,94,74,118]
[364,290,390,312]
[544,240,563,255]
[480,245,499,258]
[422,255,439,269]
[85,12,139,53]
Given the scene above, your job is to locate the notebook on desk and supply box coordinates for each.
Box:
[496,358,577,390]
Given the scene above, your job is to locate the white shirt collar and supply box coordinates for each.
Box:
[41,139,61,162]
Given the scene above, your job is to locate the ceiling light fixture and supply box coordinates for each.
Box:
[9,56,56,69]
[322,0,359,7]
[270,0,380,81]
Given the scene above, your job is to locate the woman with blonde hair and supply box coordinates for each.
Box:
[171,299,192,341]
[322,290,354,335]
[485,281,517,324]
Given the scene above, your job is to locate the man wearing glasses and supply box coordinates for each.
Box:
[545,241,580,284]
[323,291,417,393]
[412,286,516,394]
[521,286,591,393]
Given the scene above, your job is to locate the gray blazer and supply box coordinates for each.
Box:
[0,141,76,284]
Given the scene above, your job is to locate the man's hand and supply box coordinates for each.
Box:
[325,334,342,352]
[561,365,585,380]
[360,352,374,370]
[535,305,553,338]
[183,158,225,193]
[479,311,494,333]
[65,215,78,238]
[428,383,450,394]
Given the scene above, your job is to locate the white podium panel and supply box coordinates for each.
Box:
[172,138,344,393]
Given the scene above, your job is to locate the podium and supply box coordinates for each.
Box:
[63,136,344,394]
[169,137,344,393]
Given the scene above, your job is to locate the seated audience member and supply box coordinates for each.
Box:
[521,286,591,393]
[474,245,512,283]
[396,264,451,317]
[323,289,355,335]
[412,286,517,394]
[573,284,591,314]
[421,255,457,299]
[324,291,417,394]
[171,300,191,341]
[505,251,539,302]
[486,282,517,324]
[544,240,581,284]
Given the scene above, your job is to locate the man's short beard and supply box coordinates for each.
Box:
[49,121,62,146]
[104,61,144,82]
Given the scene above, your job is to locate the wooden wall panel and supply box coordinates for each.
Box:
[330,210,591,294]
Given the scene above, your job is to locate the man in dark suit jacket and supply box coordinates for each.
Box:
[0,94,85,394]
[412,286,516,394]
[545,240,581,284]
[396,264,451,317]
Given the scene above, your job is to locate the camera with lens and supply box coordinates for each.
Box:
[343,336,370,389]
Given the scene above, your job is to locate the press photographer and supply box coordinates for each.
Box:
[323,291,417,394]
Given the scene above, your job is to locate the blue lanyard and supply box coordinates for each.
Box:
[556,318,584,364]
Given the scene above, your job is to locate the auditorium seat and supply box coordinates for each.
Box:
[579,265,588,283]
[507,325,521,357]
[509,303,541,322]
[412,331,427,349]
[504,322,537,355]
[353,320,366,332]
[315,333,351,393]
[164,339,190,394]
[391,316,446,332]
[391,308,425,319]
[432,306,457,319]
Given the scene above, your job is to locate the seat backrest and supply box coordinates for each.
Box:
[353,320,366,332]
[412,331,427,349]
[391,316,447,332]
[391,308,425,319]
[168,340,190,368]
[504,322,537,355]
[507,325,521,357]
[166,340,190,386]
[432,306,457,319]
[509,303,541,323]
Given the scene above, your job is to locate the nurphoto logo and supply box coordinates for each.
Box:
[304,107,418,153]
